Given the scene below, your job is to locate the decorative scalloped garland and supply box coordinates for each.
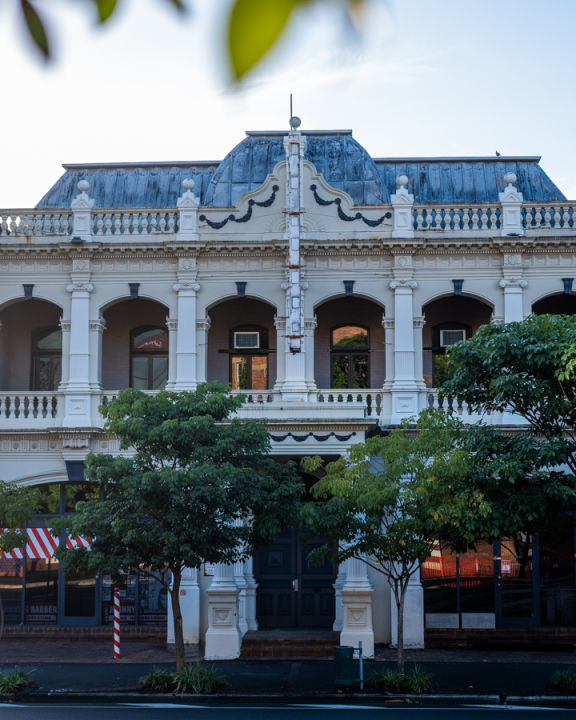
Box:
[310,184,392,227]
[199,185,280,230]
[269,431,356,442]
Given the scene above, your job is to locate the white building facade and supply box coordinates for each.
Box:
[2,125,576,654]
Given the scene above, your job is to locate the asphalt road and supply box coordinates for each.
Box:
[0,704,574,719]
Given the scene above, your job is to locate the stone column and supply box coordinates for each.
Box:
[234,559,249,637]
[172,282,200,390]
[204,563,241,660]
[89,317,106,391]
[196,318,211,384]
[413,316,426,390]
[340,555,375,658]
[165,318,177,390]
[63,281,94,427]
[58,319,71,391]
[389,278,419,423]
[390,568,425,649]
[499,278,527,323]
[167,567,200,645]
[332,562,346,632]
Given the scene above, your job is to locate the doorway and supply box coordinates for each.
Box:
[255,529,336,629]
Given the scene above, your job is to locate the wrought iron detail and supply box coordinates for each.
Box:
[310,184,392,227]
[199,185,279,230]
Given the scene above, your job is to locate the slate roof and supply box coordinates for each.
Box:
[35,131,566,209]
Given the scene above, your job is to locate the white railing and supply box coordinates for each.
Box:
[316,389,383,418]
[92,209,178,236]
[523,203,576,230]
[425,389,491,423]
[0,210,72,237]
[413,204,501,232]
[0,392,59,422]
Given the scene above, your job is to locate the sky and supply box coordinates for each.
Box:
[1,0,575,207]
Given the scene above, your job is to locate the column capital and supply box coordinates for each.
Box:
[304,315,317,331]
[382,316,394,330]
[59,318,71,332]
[89,317,106,333]
[390,279,418,291]
[413,315,426,329]
[66,282,94,294]
[196,317,211,332]
[173,282,200,293]
[166,317,178,331]
[499,278,528,289]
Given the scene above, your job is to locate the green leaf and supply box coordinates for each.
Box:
[20,0,50,59]
[227,0,303,81]
[93,0,119,23]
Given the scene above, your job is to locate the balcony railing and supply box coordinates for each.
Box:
[0,392,59,425]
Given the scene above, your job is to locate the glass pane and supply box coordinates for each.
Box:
[35,484,62,515]
[35,357,52,391]
[331,356,349,389]
[460,542,495,613]
[35,328,62,351]
[332,326,368,348]
[151,357,168,390]
[139,571,169,626]
[102,574,137,625]
[64,483,99,513]
[52,356,62,388]
[250,356,268,390]
[234,331,260,349]
[132,356,149,390]
[352,355,369,388]
[231,356,249,390]
[441,329,466,347]
[422,545,458,613]
[500,535,534,619]
[64,569,95,618]
[0,558,23,625]
[25,557,59,624]
[540,529,576,626]
[132,327,168,351]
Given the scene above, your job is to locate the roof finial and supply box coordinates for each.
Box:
[289,93,301,132]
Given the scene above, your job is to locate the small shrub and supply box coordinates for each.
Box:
[0,667,32,694]
[551,670,576,695]
[371,666,432,694]
[140,664,224,694]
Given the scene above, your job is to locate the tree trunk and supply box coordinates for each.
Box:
[396,584,406,677]
[169,570,186,673]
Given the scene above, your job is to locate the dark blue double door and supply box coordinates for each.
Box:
[255,530,336,628]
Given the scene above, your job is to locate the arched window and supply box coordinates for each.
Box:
[431,322,471,386]
[330,325,369,389]
[32,326,62,391]
[229,325,269,390]
[131,326,168,390]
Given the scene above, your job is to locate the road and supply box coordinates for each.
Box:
[0,704,574,719]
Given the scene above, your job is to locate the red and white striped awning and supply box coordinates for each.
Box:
[1,528,91,560]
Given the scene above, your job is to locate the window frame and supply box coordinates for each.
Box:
[130,325,169,390]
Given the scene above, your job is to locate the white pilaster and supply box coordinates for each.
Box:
[204,563,241,660]
[304,316,318,390]
[413,316,426,391]
[63,281,94,427]
[389,277,419,423]
[172,282,200,390]
[177,179,200,242]
[391,175,415,239]
[390,569,425,649]
[58,319,71,391]
[340,555,374,658]
[273,316,287,391]
[196,318,211,384]
[382,317,394,392]
[167,567,200,645]
[165,318,177,390]
[89,317,106,390]
[499,172,524,237]
[332,562,346,632]
[499,278,527,323]
[243,557,258,631]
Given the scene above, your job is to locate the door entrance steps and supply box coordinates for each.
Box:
[426,627,576,651]
[241,629,340,658]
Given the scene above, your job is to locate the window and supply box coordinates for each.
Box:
[32,327,62,391]
[440,328,466,347]
[330,325,369,389]
[131,326,168,390]
[229,325,269,390]
[431,323,471,387]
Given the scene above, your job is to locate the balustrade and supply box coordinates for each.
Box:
[413,204,501,232]
[92,209,178,236]
[0,210,72,238]
[523,203,576,230]
[0,393,59,422]
[316,389,383,418]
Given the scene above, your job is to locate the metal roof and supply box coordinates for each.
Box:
[35,133,566,209]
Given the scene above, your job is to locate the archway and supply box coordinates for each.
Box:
[532,293,576,315]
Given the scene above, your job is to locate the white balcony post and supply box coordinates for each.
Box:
[204,562,241,660]
[340,555,375,658]
[273,316,286,391]
[177,179,199,242]
[382,317,394,392]
[167,567,200,645]
[391,175,415,239]
[89,317,105,390]
[63,281,94,427]
[413,315,426,392]
[389,277,419,423]
[70,180,94,242]
[499,172,524,237]
[304,316,318,390]
[243,556,258,631]
[58,319,71,391]
[172,282,200,391]
[165,318,177,390]
[196,318,210,384]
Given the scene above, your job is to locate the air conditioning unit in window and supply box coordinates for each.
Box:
[440,329,466,347]
[234,331,260,349]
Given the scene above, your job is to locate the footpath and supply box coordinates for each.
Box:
[2,638,576,705]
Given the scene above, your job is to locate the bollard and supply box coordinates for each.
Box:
[113,587,120,659]
[333,645,355,688]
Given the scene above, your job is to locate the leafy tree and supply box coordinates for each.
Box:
[0,481,38,638]
[16,0,368,81]
[301,410,489,675]
[54,383,303,671]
